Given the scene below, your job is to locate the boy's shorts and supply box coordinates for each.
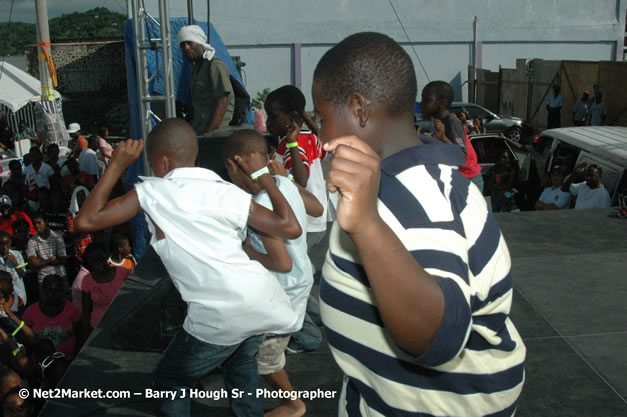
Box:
[257,334,291,375]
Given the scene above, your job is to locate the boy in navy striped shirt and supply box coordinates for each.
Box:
[314,32,526,416]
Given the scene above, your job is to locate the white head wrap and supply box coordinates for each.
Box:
[177,25,216,61]
[69,186,90,216]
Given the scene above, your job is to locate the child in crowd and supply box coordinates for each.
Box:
[80,243,130,335]
[488,151,518,212]
[107,233,136,272]
[264,85,329,353]
[23,274,82,360]
[265,85,329,246]
[66,186,94,263]
[26,213,68,296]
[0,272,24,315]
[38,188,66,235]
[313,32,525,416]
[4,160,26,191]
[78,135,100,180]
[10,220,32,254]
[223,129,314,417]
[0,232,27,306]
[75,118,302,417]
[0,196,35,238]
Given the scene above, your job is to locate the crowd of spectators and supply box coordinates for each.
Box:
[0,122,135,415]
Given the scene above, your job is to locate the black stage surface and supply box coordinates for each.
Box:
[39,208,627,416]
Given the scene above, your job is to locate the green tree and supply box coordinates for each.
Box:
[0,8,126,57]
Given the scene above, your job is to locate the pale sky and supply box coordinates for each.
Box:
[1,0,203,23]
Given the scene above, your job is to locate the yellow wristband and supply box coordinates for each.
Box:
[250,166,270,181]
[286,141,299,149]
[12,321,24,337]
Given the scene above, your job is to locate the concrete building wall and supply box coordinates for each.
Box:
[196,0,626,110]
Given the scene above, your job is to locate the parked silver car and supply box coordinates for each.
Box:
[451,102,533,142]
[415,103,533,142]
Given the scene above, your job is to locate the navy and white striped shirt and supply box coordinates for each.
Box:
[320,136,526,417]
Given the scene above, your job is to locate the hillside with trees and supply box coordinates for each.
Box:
[0,7,125,56]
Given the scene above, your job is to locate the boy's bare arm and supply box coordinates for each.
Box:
[269,160,323,217]
[205,95,229,133]
[285,119,309,187]
[76,139,144,232]
[233,154,301,240]
[242,234,293,273]
[325,136,445,357]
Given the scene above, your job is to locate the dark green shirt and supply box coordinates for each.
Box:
[190,57,234,134]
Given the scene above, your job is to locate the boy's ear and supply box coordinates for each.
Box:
[349,92,370,128]
[288,110,300,122]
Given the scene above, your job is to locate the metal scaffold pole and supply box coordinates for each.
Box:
[130,0,176,175]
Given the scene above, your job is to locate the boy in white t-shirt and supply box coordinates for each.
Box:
[223,129,318,416]
[76,118,303,417]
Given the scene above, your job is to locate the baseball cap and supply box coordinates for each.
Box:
[67,123,81,134]
[0,195,12,207]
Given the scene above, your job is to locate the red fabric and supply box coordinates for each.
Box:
[0,211,36,237]
[459,130,482,179]
[275,132,325,175]
[66,212,94,261]
[23,301,82,360]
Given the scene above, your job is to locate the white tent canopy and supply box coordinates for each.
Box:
[0,61,61,113]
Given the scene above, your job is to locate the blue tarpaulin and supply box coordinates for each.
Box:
[123,18,252,259]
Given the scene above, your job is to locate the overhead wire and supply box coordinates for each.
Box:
[387,0,430,81]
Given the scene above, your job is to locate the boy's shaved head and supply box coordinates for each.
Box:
[314,32,416,114]
[222,129,268,161]
[146,118,198,164]
[424,80,455,105]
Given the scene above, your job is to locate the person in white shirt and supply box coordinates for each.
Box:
[589,92,608,126]
[78,136,100,178]
[223,130,319,417]
[563,163,612,209]
[75,118,302,417]
[23,147,54,189]
[535,165,572,210]
[546,85,564,128]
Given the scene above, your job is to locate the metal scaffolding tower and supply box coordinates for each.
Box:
[130,0,176,175]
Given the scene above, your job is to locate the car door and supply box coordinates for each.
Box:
[471,134,520,194]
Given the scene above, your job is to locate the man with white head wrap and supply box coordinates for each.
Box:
[177,25,235,134]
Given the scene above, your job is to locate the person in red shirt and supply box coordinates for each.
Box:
[0,195,36,237]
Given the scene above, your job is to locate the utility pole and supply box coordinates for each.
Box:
[472,16,478,103]
[34,0,54,102]
[34,0,66,145]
